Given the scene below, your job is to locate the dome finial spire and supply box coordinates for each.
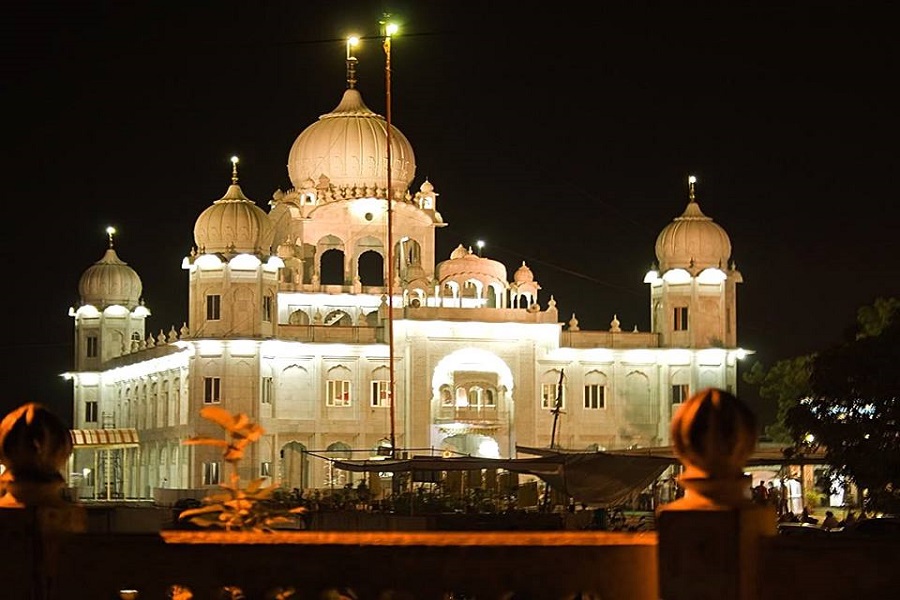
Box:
[346,36,360,89]
[688,174,697,203]
[105,226,116,248]
[230,156,239,184]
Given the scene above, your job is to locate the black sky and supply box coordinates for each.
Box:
[2,1,897,424]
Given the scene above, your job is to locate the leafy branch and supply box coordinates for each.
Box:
[179,406,305,531]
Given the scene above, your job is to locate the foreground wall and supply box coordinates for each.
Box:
[53,531,659,600]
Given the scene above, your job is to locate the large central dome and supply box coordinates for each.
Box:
[286,88,416,195]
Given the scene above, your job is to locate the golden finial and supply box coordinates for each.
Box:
[231,156,239,184]
[346,36,359,89]
[380,15,398,53]
[688,175,697,202]
[106,226,116,248]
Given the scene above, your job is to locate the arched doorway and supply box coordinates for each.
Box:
[281,441,309,491]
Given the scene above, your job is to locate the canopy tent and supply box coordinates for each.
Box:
[592,443,829,467]
[331,451,667,507]
[331,455,565,477]
[331,442,827,508]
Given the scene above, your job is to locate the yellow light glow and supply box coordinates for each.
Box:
[697,268,727,284]
[347,35,360,59]
[643,269,660,284]
[386,23,399,36]
[195,254,224,269]
[231,156,239,165]
[229,253,262,270]
[229,339,258,356]
[696,348,727,365]
[106,226,116,236]
[688,175,697,185]
[197,340,225,356]
[662,268,692,284]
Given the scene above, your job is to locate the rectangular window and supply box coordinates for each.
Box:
[262,295,273,322]
[584,384,605,409]
[206,294,221,320]
[370,380,391,407]
[674,306,689,331]
[85,401,98,423]
[260,461,271,477]
[86,336,99,358]
[326,380,352,407]
[202,461,220,485]
[261,377,273,405]
[672,384,690,404]
[204,377,221,404]
[541,383,565,410]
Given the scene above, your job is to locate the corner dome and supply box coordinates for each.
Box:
[655,200,732,272]
[78,246,143,310]
[513,261,534,284]
[193,181,274,256]
[286,88,416,195]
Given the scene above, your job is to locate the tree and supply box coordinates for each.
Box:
[786,297,900,513]
[742,355,813,442]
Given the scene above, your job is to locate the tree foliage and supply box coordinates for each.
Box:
[786,297,900,513]
[743,355,813,442]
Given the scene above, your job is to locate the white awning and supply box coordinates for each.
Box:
[70,428,140,449]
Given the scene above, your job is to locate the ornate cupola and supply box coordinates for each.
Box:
[193,157,275,259]
[70,227,149,370]
[285,49,416,200]
[184,158,281,340]
[646,176,742,349]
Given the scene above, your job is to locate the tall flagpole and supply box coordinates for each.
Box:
[382,17,398,458]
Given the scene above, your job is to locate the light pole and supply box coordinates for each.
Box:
[476,240,485,257]
[381,17,399,458]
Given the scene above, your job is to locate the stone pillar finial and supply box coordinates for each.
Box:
[669,387,758,508]
[0,403,73,509]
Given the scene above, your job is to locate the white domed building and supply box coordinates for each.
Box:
[65,59,747,501]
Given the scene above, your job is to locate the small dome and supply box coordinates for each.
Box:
[193,182,274,256]
[655,200,731,272]
[286,88,416,195]
[513,261,534,284]
[78,245,143,310]
[436,245,508,283]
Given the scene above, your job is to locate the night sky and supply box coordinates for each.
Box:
[3,2,896,425]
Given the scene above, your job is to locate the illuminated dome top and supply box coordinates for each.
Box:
[655,198,732,273]
[513,261,534,284]
[286,87,416,195]
[78,244,143,310]
[193,165,274,256]
[436,245,508,284]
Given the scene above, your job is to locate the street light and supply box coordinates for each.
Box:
[476,240,485,256]
[381,16,399,458]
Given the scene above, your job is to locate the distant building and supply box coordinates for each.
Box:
[65,56,746,499]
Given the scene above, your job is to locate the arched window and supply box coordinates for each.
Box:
[325,441,352,487]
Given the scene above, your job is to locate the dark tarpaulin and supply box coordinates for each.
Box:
[331,443,822,507]
[516,446,670,506]
[331,451,667,507]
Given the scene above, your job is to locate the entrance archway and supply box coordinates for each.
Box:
[281,441,309,491]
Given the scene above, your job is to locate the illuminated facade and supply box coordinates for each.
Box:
[66,59,746,499]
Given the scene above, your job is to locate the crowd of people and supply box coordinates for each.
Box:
[751,478,865,529]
